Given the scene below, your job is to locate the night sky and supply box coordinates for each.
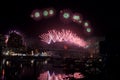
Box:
[0,0,119,79]
[0,0,119,47]
[0,0,119,54]
[0,0,119,37]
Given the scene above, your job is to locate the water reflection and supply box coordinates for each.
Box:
[37,71,84,80]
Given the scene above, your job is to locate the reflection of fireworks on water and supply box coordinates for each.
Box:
[39,29,87,48]
[37,71,84,80]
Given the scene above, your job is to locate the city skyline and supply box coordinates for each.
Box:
[0,1,119,80]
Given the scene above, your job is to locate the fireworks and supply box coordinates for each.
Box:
[30,8,93,34]
[30,9,42,21]
[39,29,87,48]
[59,9,73,23]
[72,13,83,24]
[37,71,84,80]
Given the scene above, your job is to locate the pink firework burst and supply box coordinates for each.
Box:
[39,29,88,48]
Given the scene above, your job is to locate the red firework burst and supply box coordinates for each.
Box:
[39,29,88,48]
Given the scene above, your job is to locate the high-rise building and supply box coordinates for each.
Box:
[7,32,23,48]
[7,31,26,53]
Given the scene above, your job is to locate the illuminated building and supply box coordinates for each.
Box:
[6,31,26,53]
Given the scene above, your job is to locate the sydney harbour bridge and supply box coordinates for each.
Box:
[0,7,106,80]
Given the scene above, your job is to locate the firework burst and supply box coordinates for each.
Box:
[39,29,87,48]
